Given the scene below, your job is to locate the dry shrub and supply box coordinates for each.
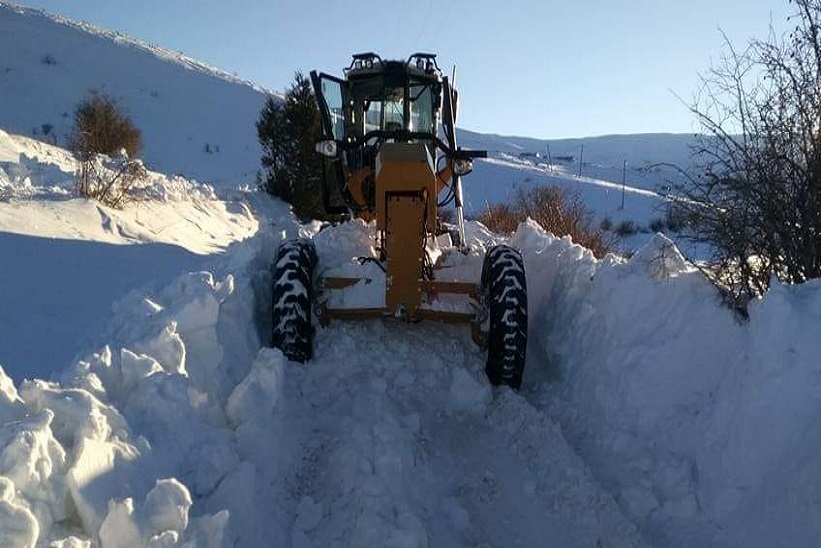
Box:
[68,91,142,160]
[76,153,147,209]
[675,0,821,307]
[479,186,613,257]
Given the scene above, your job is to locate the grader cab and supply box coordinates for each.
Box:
[270,53,528,389]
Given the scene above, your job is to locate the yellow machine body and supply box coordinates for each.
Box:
[376,142,437,315]
[310,53,484,332]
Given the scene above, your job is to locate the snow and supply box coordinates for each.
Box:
[4,151,820,545]
[520,221,821,546]
[0,129,257,380]
[0,2,271,185]
[0,4,819,547]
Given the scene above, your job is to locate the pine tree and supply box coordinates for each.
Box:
[257,72,324,219]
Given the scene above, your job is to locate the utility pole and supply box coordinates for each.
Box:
[578,143,584,177]
[620,159,626,210]
[546,143,553,173]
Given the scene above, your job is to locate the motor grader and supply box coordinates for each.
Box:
[270,53,527,389]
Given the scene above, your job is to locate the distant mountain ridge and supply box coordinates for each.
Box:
[458,130,695,168]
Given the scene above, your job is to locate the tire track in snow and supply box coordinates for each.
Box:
[259,319,647,547]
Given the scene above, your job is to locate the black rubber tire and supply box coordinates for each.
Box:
[481,245,528,389]
[271,239,317,363]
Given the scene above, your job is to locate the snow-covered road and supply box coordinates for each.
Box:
[174,211,646,547]
[229,319,644,547]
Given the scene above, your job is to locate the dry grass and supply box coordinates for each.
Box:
[478,186,614,258]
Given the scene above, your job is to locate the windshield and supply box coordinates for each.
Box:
[316,74,346,140]
[409,82,433,133]
[350,77,437,136]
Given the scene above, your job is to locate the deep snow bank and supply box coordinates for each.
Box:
[0,198,293,546]
[517,220,821,547]
[0,128,258,379]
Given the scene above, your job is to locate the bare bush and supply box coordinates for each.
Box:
[674,0,821,307]
[479,186,614,258]
[69,91,142,160]
[76,152,147,208]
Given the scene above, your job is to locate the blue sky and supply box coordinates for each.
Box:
[13,0,791,139]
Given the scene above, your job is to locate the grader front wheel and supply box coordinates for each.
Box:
[481,245,528,390]
[271,239,317,363]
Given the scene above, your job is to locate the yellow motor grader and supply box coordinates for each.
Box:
[270,53,527,389]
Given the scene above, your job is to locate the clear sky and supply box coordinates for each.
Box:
[12,0,792,139]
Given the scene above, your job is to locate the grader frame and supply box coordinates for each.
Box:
[270,52,528,390]
[310,53,486,326]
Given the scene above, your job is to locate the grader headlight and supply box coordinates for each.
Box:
[315,140,338,158]
[453,158,473,176]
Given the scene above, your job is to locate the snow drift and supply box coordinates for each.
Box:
[517,221,821,547]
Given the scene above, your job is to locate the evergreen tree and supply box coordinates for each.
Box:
[257,72,324,219]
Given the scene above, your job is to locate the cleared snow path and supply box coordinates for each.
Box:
[169,215,646,546]
[230,319,645,547]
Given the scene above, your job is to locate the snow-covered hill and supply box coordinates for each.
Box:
[0,2,271,184]
[0,0,689,237]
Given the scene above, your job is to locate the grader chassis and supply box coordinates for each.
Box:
[270,53,528,389]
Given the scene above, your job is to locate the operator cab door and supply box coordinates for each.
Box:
[310,71,351,214]
[310,71,348,141]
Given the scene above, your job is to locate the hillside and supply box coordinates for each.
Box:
[0,1,270,184]
[0,1,690,235]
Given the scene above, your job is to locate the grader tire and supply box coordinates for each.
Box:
[271,239,317,362]
[481,245,528,390]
